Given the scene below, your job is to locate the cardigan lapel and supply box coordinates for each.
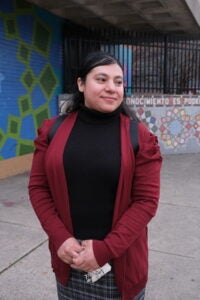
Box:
[112,114,135,227]
[45,112,78,233]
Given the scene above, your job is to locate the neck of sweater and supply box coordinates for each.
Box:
[78,104,122,124]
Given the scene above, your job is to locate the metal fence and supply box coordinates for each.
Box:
[63,25,200,95]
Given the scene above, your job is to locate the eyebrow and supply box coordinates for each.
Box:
[94,72,123,79]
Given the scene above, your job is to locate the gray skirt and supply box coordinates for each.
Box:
[56,268,121,300]
[56,268,145,300]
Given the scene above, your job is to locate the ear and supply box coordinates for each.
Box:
[77,77,84,92]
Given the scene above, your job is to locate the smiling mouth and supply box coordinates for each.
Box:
[102,96,116,101]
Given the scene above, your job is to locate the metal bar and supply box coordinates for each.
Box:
[63,26,200,95]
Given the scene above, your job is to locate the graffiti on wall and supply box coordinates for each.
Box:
[0,0,63,160]
[126,95,200,154]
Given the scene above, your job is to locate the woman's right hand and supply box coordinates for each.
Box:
[57,237,84,264]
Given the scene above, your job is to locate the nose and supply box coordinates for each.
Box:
[105,80,116,92]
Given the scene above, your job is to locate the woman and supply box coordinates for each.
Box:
[29,51,162,300]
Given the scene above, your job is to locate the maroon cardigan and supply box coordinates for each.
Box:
[29,112,162,300]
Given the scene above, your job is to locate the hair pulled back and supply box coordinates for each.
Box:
[62,51,123,112]
[61,51,136,119]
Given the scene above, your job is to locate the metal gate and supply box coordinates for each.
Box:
[63,24,200,95]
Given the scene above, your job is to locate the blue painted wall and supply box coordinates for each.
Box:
[0,0,64,159]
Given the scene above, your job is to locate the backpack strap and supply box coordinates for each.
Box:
[48,114,67,144]
[130,119,139,156]
[48,115,139,156]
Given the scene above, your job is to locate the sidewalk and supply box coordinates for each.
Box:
[0,154,200,300]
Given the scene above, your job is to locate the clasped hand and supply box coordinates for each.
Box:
[57,237,99,272]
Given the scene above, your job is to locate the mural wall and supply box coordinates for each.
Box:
[0,0,64,160]
[127,95,200,154]
[104,44,200,154]
[0,1,199,159]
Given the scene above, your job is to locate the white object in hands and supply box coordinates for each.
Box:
[84,263,111,283]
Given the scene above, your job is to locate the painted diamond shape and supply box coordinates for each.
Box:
[4,17,18,39]
[18,42,30,63]
[39,64,58,100]
[33,20,50,56]
[21,68,35,92]
[18,95,31,115]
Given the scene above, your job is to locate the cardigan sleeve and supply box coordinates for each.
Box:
[28,119,73,251]
[93,122,163,266]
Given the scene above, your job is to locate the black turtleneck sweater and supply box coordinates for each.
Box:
[63,105,121,240]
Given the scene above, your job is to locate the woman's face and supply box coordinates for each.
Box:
[77,63,124,113]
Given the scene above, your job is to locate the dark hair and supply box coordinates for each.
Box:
[62,51,136,119]
[78,51,123,79]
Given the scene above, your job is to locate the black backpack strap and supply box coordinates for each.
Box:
[130,119,139,156]
[48,115,139,156]
[48,114,67,144]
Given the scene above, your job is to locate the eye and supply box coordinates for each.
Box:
[96,77,106,83]
[115,80,123,86]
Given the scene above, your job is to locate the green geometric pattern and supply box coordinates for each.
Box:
[18,95,32,116]
[0,1,63,159]
[17,139,34,156]
[21,68,36,92]
[33,20,51,57]
[39,64,58,100]
[8,115,21,138]
[0,129,6,149]
[17,41,31,64]
[33,104,50,129]
[4,15,18,39]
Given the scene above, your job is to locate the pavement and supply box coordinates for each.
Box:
[0,153,200,300]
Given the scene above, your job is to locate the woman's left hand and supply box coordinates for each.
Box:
[70,240,99,272]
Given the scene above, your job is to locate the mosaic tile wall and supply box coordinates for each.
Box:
[0,0,63,160]
[1,1,199,159]
[127,95,200,154]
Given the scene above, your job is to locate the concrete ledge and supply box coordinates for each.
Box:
[185,0,200,27]
[0,153,33,179]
